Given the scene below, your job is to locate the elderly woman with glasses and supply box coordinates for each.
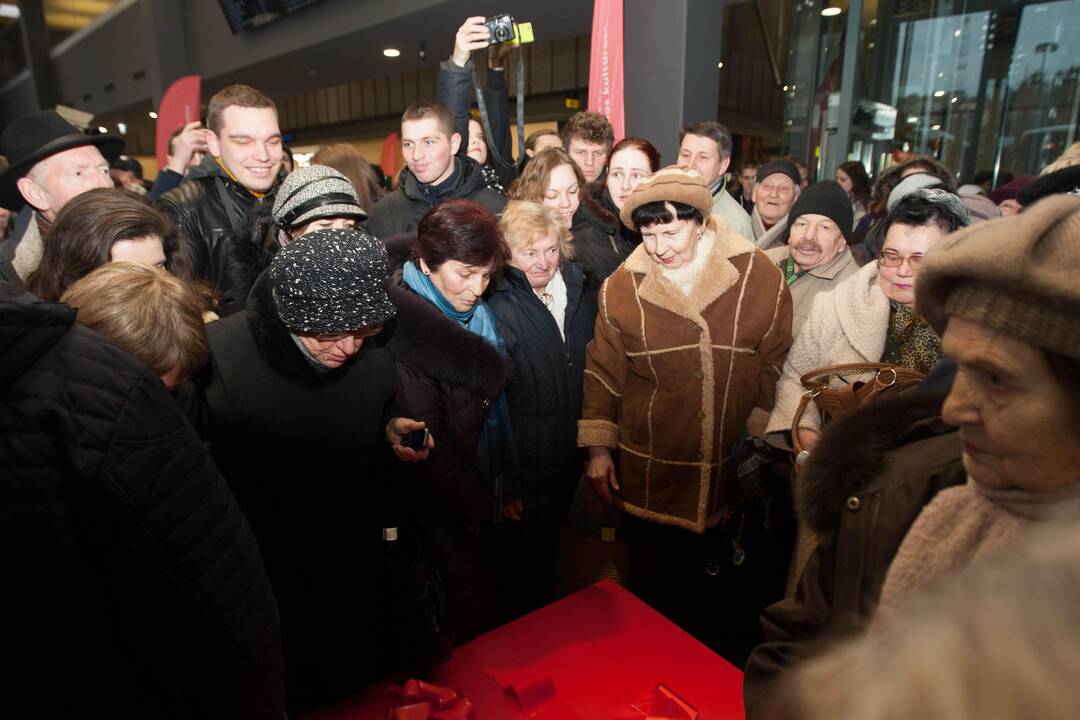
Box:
[766,189,972,453]
[763,188,972,593]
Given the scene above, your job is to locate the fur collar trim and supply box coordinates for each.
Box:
[797,388,954,534]
[384,278,506,398]
[245,269,362,387]
[835,261,890,360]
[621,216,756,319]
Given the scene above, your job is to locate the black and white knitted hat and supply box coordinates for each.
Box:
[271,164,365,229]
[269,227,395,334]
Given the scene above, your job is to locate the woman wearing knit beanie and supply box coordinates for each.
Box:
[223,163,369,314]
[875,193,1080,612]
[201,227,432,713]
[743,196,1080,719]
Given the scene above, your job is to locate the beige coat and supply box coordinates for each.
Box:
[578,217,793,532]
[711,184,754,242]
[766,261,890,436]
[765,245,859,336]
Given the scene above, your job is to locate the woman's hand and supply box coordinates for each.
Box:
[502,498,524,522]
[386,417,435,462]
[586,447,619,505]
[796,428,821,455]
[452,16,492,67]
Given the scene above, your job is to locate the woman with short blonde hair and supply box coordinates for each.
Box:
[499,199,574,259]
[487,200,597,614]
[61,261,208,389]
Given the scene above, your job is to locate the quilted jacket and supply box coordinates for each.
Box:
[0,282,283,718]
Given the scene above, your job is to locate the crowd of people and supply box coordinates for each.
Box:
[3,15,1080,719]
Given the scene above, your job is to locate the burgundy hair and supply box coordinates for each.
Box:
[412,199,508,272]
[609,136,661,172]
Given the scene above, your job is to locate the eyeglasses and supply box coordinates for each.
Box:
[877,250,924,269]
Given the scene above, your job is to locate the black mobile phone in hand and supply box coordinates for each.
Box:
[402,428,430,450]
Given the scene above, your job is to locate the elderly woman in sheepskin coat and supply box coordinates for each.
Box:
[578,166,793,665]
[766,188,971,585]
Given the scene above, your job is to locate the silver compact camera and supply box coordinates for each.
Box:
[485,14,516,45]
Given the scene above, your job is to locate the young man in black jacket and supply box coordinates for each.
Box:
[0,281,284,718]
[158,84,284,307]
[365,100,506,239]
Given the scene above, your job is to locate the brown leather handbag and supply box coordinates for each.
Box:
[791,363,925,465]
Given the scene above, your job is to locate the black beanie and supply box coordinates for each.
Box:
[786,180,854,243]
[270,227,395,334]
[756,160,802,188]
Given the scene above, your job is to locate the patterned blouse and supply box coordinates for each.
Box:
[880,301,943,374]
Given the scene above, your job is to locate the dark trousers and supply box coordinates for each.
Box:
[625,474,795,669]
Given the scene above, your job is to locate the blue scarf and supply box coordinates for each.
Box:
[403,261,519,517]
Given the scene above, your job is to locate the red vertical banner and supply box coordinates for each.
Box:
[587,0,625,141]
[155,75,202,169]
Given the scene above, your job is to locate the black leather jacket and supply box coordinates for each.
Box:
[157,155,277,306]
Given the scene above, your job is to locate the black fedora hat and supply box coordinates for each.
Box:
[0,110,124,210]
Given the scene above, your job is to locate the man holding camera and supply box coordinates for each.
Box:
[437,16,518,192]
[366,96,507,239]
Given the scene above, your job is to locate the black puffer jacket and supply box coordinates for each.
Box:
[157,154,278,305]
[203,270,404,715]
[488,263,596,511]
[366,157,507,239]
[570,185,641,289]
[0,282,283,719]
[485,263,597,614]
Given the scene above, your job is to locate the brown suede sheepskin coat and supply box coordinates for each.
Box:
[578,218,793,532]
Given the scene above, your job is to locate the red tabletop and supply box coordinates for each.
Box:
[308,580,744,719]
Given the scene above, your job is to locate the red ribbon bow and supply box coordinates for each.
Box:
[384,679,476,720]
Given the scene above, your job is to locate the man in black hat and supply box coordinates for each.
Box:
[751,160,802,250]
[157,83,284,301]
[0,109,123,284]
[764,180,858,335]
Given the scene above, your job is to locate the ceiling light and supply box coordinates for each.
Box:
[931,124,942,130]
[906,116,919,124]
[933,90,946,97]
[953,29,962,37]
[717,61,724,69]
[782,85,789,92]
[148,111,157,119]
[821,6,842,17]
[383,48,401,58]
[97,126,108,133]
[951,97,959,104]
[0,4,20,19]
[117,122,127,135]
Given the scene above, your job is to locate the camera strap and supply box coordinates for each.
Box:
[473,49,525,172]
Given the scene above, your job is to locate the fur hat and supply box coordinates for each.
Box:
[272,164,365,229]
[269,227,394,334]
[916,194,1080,359]
[619,165,712,229]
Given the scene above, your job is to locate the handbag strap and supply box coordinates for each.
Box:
[800,362,911,391]
[791,362,925,467]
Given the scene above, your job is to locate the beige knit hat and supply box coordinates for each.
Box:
[619,165,712,230]
[916,194,1080,359]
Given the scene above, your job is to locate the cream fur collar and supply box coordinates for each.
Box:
[834,260,891,359]
[622,215,757,320]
